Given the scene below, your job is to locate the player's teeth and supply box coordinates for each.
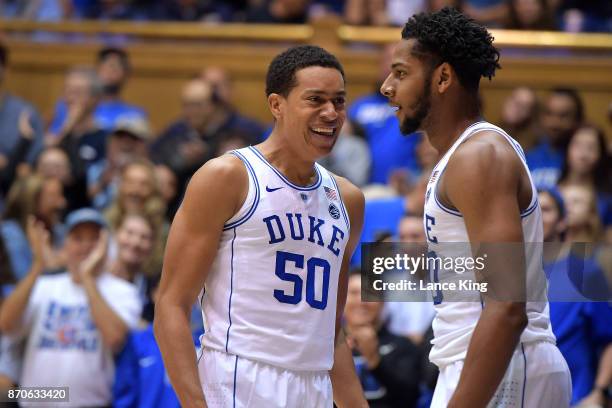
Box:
[312,128,334,134]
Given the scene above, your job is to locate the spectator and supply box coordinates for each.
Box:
[462,0,509,26]
[110,212,155,284]
[47,66,107,170]
[150,77,264,188]
[560,184,602,243]
[506,0,557,30]
[344,272,423,407]
[348,44,421,185]
[559,0,612,32]
[526,88,584,188]
[557,125,612,242]
[539,189,612,404]
[151,0,237,22]
[154,164,181,222]
[1,175,67,280]
[35,146,90,211]
[87,117,151,210]
[345,0,425,26]
[240,0,311,23]
[317,120,372,187]
[109,212,157,316]
[384,214,435,344]
[0,43,44,189]
[200,66,233,105]
[49,47,147,134]
[500,87,540,149]
[104,159,167,277]
[0,209,142,407]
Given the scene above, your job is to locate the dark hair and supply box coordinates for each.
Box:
[550,87,584,123]
[558,124,611,194]
[0,42,7,68]
[265,45,345,97]
[97,46,130,72]
[538,187,565,220]
[401,7,500,91]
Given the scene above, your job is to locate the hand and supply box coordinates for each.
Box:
[26,216,50,272]
[18,110,35,140]
[351,325,380,369]
[79,230,109,280]
[575,388,605,407]
[61,103,86,136]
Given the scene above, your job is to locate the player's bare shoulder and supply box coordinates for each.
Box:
[181,153,249,224]
[445,130,523,189]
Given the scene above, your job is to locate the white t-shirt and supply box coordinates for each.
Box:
[19,272,142,407]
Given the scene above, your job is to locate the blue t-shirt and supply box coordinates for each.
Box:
[546,254,612,403]
[348,93,420,184]
[525,139,564,189]
[50,99,147,134]
[113,325,202,408]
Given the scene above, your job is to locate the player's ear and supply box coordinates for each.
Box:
[268,93,283,120]
[436,62,452,94]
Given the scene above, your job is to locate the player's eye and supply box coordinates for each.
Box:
[334,97,346,106]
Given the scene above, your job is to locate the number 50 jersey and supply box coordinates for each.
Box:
[199,146,350,371]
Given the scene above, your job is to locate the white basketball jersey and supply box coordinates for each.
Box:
[423,121,555,367]
[200,146,350,371]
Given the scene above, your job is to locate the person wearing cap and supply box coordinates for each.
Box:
[538,188,612,406]
[0,208,142,407]
[87,117,151,210]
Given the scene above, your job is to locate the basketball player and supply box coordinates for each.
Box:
[154,46,367,408]
[380,8,571,408]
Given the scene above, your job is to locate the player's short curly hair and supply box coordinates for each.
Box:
[401,7,500,91]
[265,45,345,97]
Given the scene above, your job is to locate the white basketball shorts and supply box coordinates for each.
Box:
[198,347,333,408]
[431,341,572,408]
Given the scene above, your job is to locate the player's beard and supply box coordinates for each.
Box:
[400,74,432,135]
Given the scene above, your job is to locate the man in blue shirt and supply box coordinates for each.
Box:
[49,47,147,134]
[0,43,44,176]
[348,44,420,185]
[526,89,583,189]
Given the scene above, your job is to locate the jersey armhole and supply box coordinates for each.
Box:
[223,151,260,230]
[329,172,351,232]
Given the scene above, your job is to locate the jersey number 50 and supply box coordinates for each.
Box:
[274,251,331,310]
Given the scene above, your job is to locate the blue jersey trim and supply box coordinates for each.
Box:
[521,343,527,408]
[248,146,322,191]
[329,172,350,232]
[224,150,261,230]
[225,228,237,352]
[233,355,239,408]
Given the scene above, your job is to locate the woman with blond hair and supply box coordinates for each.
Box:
[104,159,167,276]
[0,174,67,279]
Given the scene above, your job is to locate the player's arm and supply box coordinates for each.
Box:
[329,176,368,408]
[154,155,247,408]
[443,133,528,408]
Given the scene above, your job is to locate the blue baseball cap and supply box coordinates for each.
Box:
[65,208,108,234]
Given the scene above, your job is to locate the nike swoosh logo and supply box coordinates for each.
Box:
[139,356,156,367]
[266,186,283,192]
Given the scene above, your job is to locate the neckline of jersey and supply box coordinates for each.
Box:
[248,146,323,191]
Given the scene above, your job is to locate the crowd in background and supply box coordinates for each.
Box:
[0,0,610,32]
[0,33,610,407]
